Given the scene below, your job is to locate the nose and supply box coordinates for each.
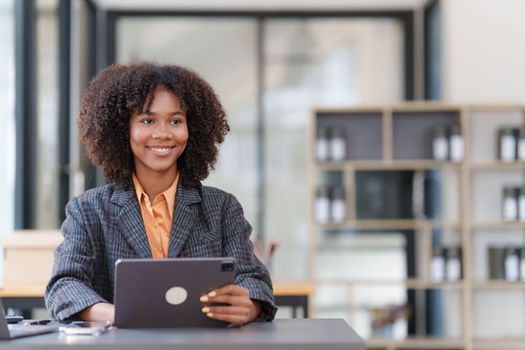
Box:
[153,123,172,140]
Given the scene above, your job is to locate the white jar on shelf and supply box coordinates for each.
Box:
[502,186,519,222]
[446,246,462,281]
[316,127,329,162]
[330,186,346,223]
[449,125,464,162]
[432,126,448,161]
[431,245,445,282]
[329,128,347,161]
[315,186,330,224]
[504,247,520,281]
[499,127,517,162]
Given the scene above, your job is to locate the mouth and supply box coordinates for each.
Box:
[146,145,175,156]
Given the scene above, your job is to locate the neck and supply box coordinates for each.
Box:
[134,167,178,200]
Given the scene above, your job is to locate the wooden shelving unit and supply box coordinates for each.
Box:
[318,219,462,231]
[472,339,525,349]
[367,338,465,350]
[308,103,525,350]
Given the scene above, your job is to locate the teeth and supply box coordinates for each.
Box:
[150,147,171,152]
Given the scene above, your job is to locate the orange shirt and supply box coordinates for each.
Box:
[132,172,179,259]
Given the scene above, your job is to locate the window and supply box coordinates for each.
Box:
[0,0,16,281]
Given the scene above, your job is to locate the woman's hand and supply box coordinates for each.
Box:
[78,302,115,323]
[200,284,261,326]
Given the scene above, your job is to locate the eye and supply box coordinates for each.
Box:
[140,118,154,125]
[171,119,183,125]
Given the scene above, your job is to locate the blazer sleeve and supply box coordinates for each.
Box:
[45,197,107,321]
[221,193,278,321]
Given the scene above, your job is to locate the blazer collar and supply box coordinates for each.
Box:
[111,182,202,258]
[167,182,201,257]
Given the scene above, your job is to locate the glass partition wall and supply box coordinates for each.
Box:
[263,18,404,279]
[0,0,16,282]
[115,14,406,283]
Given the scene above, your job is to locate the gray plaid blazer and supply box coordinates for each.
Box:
[45,182,277,322]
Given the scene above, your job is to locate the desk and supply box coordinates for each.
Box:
[272,282,314,318]
[0,282,315,319]
[0,288,45,319]
[0,319,364,350]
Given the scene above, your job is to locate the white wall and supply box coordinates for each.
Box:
[442,0,525,339]
[442,0,525,103]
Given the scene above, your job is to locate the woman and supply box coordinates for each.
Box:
[45,63,277,326]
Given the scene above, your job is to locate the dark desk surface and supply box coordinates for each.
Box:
[0,319,364,350]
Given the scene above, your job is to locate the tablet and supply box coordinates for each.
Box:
[113,257,235,328]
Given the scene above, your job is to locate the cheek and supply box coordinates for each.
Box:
[129,128,146,153]
[177,127,189,145]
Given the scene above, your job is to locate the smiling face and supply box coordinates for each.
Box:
[129,88,188,181]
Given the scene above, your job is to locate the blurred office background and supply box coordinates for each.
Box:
[1,0,525,349]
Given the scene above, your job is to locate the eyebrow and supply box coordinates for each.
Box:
[141,110,185,116]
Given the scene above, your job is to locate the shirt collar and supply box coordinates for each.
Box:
[132,172,180,219]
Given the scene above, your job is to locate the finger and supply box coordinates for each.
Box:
[207,284,250,298]
[202,305,250,316]
[208,284,234,297]
[204,295,251,307]
[209,284,248,297]
[200,285,249,302]
[205,311,247,326]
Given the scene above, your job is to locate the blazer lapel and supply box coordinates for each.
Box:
[111,186,152,258]
[167,183,202,257]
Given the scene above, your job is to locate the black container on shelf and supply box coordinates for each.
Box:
[519,187,525,222]
[518,128,525,161]
[488,246,506,279]
[513,127,521,160]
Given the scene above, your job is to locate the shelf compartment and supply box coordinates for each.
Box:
[315,231,407,281]
[472,289,525,340]
[352,169,460,222]
[468,107,525,163]
[392,110,461,160]
[316,111,383,160]
[470,170,525,222]
[471,230,525,281]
